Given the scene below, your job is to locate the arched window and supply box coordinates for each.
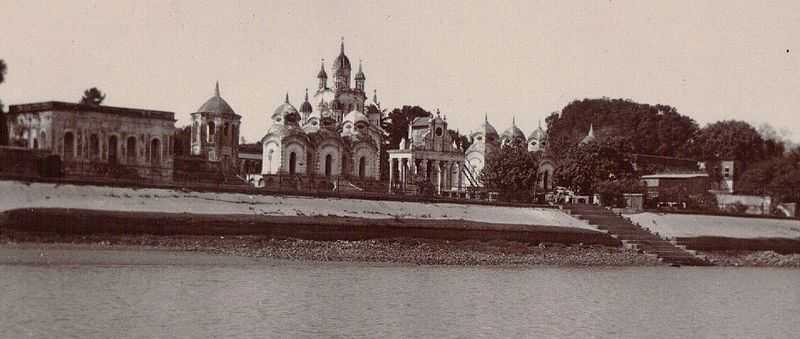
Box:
[126,136,137,164]
[358,156,366,178]
[150,138,161,166]
[325,154,333,177]
[267,149,274,174]
[207,121,216,143]
[89,134,100,160]
[108,135,118,163]
[63,132,75,160]
[224,123,230,139]
[543,170,550,191]
[32,138,38,150]
[289,152,297,175]
[193,121,199,142]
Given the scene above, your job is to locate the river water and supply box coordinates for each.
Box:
[0,248,798,338]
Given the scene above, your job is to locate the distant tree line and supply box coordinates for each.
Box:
[545,97,799,206]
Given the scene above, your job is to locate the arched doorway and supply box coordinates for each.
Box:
[108,135,118,163]
[358,156,366,178]
[543,170,550,191]
[63,132,75,160]
[325,154,332,177]
[288,152,297,175]
[126,136,137,164]
[150,138,161,166]
[89,134,99,160]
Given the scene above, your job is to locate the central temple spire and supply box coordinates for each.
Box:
[340,36,345,54]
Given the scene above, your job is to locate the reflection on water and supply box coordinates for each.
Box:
[1,259,799,338]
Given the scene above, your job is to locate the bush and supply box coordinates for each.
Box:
[596,178,643,208]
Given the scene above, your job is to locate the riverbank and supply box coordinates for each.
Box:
[0,232,657,266]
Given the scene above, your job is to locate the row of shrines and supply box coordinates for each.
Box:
[0,40,557,194]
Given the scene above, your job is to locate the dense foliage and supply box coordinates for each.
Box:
[479,140,540,201]
[553,137,636,195]
[595,178,644,208]
[737,150,800,203]
[80,87,106,105]
[546,98,699,159]
[686,120,768,162]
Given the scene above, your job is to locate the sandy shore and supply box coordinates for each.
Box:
[0,232,658,266]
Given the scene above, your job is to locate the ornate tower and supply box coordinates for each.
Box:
[354,60,366,92]
[300,88,313,122]
[332,38,352,91]
[317,59,328,90]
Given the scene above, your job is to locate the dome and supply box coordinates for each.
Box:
[300,101,313,113]
[502,125,526,141]
[266,123,287,135]
[472,116,498,138]
[272,94,299,123]
[332,40,351,76]
[344,109,369,125]
[528,126,546,141]
[317,60,328,79]
[197,82,236,115]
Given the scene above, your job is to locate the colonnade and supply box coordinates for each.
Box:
[388,157,464,195]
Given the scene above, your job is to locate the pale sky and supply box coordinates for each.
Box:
[1,0,799,142]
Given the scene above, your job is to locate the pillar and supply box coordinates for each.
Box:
[400,158,407,193]
[434,160,442,195]
[388,158,395,193]
[457,161,463,192]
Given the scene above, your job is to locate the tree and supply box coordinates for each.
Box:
[479,139,540,201]
[80,87,106,105]
[448,129,473,151]
[546,98,699,161]
[596,178,644,208]
[689,120,766,162]
[554,137,636,195]
[737,150,800,204]
[379,106,431,180]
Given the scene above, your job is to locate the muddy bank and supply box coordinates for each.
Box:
[0,232,657,266]
[1,208,620,246]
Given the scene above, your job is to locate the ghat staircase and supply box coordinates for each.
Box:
[569,204,712,266]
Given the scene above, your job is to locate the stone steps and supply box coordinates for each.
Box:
[569,204,712,266]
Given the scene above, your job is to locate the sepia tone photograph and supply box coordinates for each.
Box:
[0,0,799,338]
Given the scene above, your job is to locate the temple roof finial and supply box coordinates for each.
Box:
[512,116,516,126]
[284,92,289,104]
[215,81,220,97]
[373,89,378,103]
[340,37,345,54]
[304,88,309,102]
[484,113,488,122]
